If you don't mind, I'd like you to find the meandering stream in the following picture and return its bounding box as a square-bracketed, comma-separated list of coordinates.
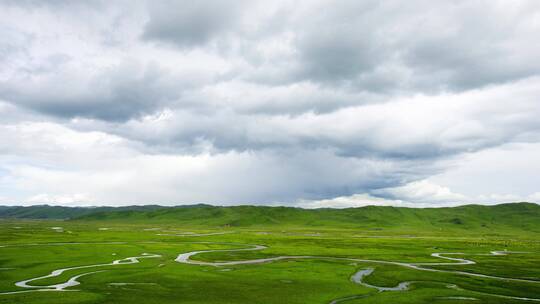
[175, 244, 539, 283]
[0, 253, 161, 295]
[1, 241, 539, 302]
[175, 244, 540, 302]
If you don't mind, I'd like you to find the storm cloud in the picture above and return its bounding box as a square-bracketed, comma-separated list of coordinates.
[0, 0, 539, 206]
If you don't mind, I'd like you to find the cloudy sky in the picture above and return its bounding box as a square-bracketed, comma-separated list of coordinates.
[1, 0, 539, 208]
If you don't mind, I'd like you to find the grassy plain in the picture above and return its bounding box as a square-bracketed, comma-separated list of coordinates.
[0, 209, 539, 304]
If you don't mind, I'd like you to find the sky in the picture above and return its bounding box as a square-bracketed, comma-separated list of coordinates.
[1, 0, 539, 208]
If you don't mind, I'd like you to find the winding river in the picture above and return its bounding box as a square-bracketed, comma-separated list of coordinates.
[0, 253, 161, 295]
[174, 244, 540, 302]
[1, 241, 539, 302]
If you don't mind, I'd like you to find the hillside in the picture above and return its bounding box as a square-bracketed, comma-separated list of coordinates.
[2, 202, 539, 234]
[77, 203, 540, 232]
[0, 205, 165, 219]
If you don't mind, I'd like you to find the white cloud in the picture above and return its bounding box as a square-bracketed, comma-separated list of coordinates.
[26, 193, 95, 206]
[0, 1, 539, 207]
[430, 142, 540, 200]
[300, 180, 540, 209]
[528, 192, 540, 202]
[297, 193, 408, 209]
[374, 180, 468, 205]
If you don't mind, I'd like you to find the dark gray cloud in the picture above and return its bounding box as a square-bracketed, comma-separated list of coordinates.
[68, 76, 540, 169]
[291, 1, 388, 85]
[0, 60, 184, 121]
[3, 0, 539, 119]
[142, 0, 249, 48]
[238, 1, 540, 93]
[1, 0, 540, 206]
[1, 0, 104, 8]
[398, 2, 540, 91]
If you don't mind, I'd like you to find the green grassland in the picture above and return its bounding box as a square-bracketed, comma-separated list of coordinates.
[0, 203, 539, 303]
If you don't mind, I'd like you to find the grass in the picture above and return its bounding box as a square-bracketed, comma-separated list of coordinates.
[0, 209, 539, 304]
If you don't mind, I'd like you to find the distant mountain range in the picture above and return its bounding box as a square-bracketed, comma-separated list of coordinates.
[1, 202, 539, 233]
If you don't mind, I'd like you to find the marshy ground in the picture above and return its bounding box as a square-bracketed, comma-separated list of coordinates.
[0, 221, 539, 303]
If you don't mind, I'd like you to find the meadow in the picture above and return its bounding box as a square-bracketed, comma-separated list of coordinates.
[0, 203, 539, 303]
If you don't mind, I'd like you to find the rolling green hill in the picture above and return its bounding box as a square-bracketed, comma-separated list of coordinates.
[2, 202, 538, 234]
[0, 205, 165, 219]
[77, 202, 540, 232]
